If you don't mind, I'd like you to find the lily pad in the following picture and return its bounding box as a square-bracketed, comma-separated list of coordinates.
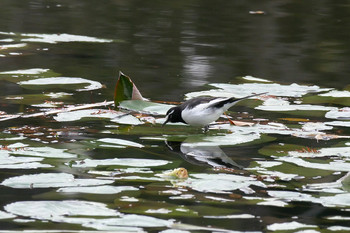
[69, 158, 170, 168]
[4, 200, 176, 231]
[255, 97, 337, 112]
[278, 157, 350, 172]
[4, 200, 120, 220]
[240, 75, 272, 83]
[57, 185, 138, 194]
[19, 77, 103, 91]
[1, 173, 114, 189]
[303, 92, 350, 106]
[97, 138, 144, 148]
[0, 31, 114, 44]
[119, 100, 174, 115]
[10, 145, 77, 158]
[0, 150, 51, 169]
[267, 221, 317, 231]
[185, 82, 332, 99]
[0, 68, 60, 82]
[176, 173, 266, 194]
[53, 109, 143, 125]
[325, 108, 350, 120]
[0, 210, 15, 220]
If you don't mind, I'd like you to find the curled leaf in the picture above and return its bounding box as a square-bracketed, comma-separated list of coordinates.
[161, 168, 189, 179]
[114, 71, 145, 108]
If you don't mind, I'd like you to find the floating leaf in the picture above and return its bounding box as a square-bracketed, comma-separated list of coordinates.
[267, 221, 317, 231]
[0, 210, 15, 220]
[241, 76, 272, 83]
[119, 100, 174, 115]
[0, 150, 51, 169]
[10, 145, 77, 158]
[114, 72, 145, 107]
[0, 31, 115, 44]
[69, 158, 170, 168]
[176, 173, 266, 194]
[18, 77, 103, 91]
[255, 97, 337, 112]
[0, 43, 27, 50]
[325, 108, 350, 120]
[57, 185, 138, 194]
[53, 108, 142, 125]
[303, 93, 350, 107]
[4, 200, 120, 219]
[185, 82, 332, 99]
[97, 138, 144, 148]
[0, 68, 60, 83]
[1, 173, 114, 189]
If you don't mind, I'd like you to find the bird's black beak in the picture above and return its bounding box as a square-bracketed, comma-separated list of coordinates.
[162, 116, 170, 127]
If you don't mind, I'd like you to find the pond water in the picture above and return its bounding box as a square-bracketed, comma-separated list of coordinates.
[1, 1, 350, 232]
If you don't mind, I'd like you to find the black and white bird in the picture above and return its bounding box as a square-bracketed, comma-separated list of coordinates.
[163, 92, 266, 131]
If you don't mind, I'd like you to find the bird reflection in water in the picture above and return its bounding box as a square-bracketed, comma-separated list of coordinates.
[165, 137, 243, 169]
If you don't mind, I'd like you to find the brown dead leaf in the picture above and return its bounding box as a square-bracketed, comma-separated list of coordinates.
[279, 118, 310, 122]
[222, 113, 254, 126]
[231, 120, 255, 127]
[229, 193, 243, 199]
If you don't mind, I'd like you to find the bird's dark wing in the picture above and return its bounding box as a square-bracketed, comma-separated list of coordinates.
[180, 96, 217, 110]
[209, 92, 267, 109]
[181, 92, 267, 110]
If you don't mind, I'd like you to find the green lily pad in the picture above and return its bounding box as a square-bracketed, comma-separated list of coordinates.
[303, 95, 350, 107]
[115, 198, 199, 218]
[249, 160, 332, 180]
[259, 144, 308, 157]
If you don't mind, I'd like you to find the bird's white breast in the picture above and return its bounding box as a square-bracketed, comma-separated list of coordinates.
[181, 99, 229, 126]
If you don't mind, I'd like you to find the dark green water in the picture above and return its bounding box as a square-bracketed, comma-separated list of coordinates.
[1, 1, 350, 232]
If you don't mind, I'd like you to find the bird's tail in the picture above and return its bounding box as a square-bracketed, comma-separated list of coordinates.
[233, 92, 268, 102]
[211, 92, 267, 109]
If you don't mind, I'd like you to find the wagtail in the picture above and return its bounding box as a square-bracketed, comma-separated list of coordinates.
[163, 92, 266, 131]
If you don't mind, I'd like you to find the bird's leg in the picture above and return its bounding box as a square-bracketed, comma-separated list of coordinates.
[203, 125, 209, 133]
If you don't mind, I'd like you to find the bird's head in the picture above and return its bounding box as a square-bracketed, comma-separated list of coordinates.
[163, 106, 183, 126]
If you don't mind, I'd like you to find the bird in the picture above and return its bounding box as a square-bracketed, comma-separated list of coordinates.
[165, 139, 243, 169]
[163, 92, 267, 131]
